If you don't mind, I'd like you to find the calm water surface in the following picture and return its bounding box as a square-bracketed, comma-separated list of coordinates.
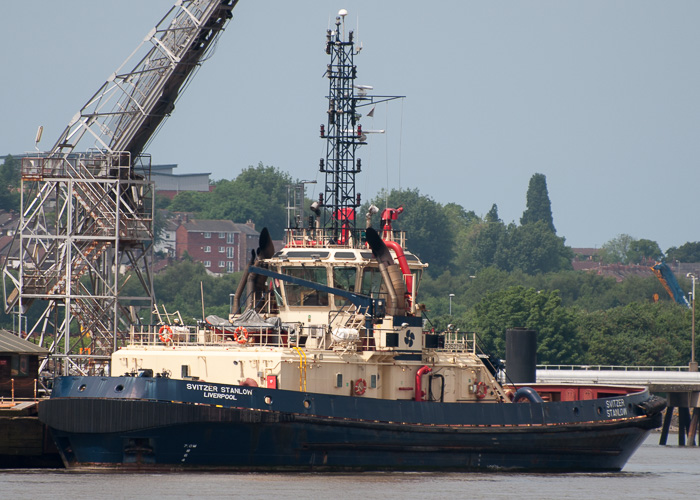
[1, 434, 697, 499]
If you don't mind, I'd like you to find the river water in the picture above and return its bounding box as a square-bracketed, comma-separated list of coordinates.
[1, 434, 696, 499]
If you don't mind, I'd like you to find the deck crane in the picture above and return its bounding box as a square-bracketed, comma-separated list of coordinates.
[2, 0, 239, 378]
[651, 262, 691, 308]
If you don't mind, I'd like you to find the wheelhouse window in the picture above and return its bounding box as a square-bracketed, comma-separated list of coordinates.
[332, 267, 357, 306]
[282, 267, 328, 307]
[360, 266, 387, 298]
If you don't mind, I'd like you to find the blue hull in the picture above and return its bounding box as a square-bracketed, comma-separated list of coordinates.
[39, 376, 664, 471]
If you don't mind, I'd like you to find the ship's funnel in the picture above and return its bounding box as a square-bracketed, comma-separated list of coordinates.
[257, 227, 275, 259]
[506, 328, 537, 384]
[366, 227, 406, 316]
[233, 227, 275, 314]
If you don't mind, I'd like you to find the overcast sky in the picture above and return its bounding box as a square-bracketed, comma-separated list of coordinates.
[2, 1, 699, 251]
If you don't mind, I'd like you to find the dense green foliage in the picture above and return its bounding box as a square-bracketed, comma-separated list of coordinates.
[579, 302, 690, 366]
[666, 242, 700, 263]
[169, 163, 293, 239]
[471, 287, 581, 364]
[0, 155, 21, 211]
[600, 234, 663, 264]
[118, 259, 243, 323]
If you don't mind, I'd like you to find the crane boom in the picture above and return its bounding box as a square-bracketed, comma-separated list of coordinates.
[52, 0, 238, 163]
[1, 0, 240, 380]
[651, 262, 691, 308]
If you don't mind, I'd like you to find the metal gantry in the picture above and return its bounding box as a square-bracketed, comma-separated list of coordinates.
[2, 0, 237, 378]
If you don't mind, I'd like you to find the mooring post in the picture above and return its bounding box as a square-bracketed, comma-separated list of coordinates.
[659, 406, 674, 445]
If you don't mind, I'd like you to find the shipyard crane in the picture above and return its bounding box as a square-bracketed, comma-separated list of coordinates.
[2, 0, 239, 378]
[651, 262, 691, 308]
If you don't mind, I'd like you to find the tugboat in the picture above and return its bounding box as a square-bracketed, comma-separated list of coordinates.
[39, 10, 664, 472]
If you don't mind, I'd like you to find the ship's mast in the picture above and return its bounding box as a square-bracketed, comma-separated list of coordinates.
[319, 11, 364, 243]
[315, 11, 403, 246]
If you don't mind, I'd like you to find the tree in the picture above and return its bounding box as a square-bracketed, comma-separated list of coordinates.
[627, 238, 663, 263]
[580, 302, 690, 366]
[201, 163, 292, 239]
[520, 173, 555, 233]
[0, 155, 21, 211]
[666, 242, 700, 263]
[486, 203, 500, 223]
[471, 286, 582, 364]
[600, 234, 635, 264]
[169, 190, 208, 213]
[495, 221, 573, 274]
[150, 260, 242, 321]
[600, 234, 662, 264]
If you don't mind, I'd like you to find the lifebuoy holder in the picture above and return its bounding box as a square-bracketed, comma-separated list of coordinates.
[159, 325, 173, 344]
[354, 378, 367, 396]
[235, 326, 249, 344]
[475, 381, 488, 399]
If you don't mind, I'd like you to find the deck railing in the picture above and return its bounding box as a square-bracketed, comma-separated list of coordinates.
[538, 364, 692, 372]
[127, 324, 474, 354]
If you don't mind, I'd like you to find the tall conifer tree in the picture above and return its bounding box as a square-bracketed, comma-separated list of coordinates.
[521, 173, 555, 233]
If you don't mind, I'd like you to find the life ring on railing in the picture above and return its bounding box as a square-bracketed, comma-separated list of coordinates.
[354, 378, 367, 396]
[475, 381, 488, 400]
[158, 325, 173, 344]
[235, 326, 249, 344]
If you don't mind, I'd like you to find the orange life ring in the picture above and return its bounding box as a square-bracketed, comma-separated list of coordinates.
[475, 381, 488, 400]
[159, 325, 173, 344]
[354, 378, 367, 396]
[235, 326, 249, 344]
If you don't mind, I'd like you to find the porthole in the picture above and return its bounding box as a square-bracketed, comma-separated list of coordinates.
[78, 384, 86, 392]
[303, 399, 311, 409]
[597, 407, 602, 415]
[115, 384, 124, 393]
[573, 407, 579, 416]
[264, 396, 272, 405]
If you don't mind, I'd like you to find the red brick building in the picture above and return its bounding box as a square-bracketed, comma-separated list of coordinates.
[175, 219, 259, 274]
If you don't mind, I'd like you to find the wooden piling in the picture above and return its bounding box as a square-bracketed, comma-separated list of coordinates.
[688, 408, 699, 447]
[679, 407, 691, 446]
[659, 406, 674, 446]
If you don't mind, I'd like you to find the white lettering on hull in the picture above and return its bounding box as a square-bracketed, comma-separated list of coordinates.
[185, 382, 253, 400]
[604, 398, 628, 419]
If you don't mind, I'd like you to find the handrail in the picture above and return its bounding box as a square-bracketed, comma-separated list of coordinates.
[537, 364, 692, 372]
